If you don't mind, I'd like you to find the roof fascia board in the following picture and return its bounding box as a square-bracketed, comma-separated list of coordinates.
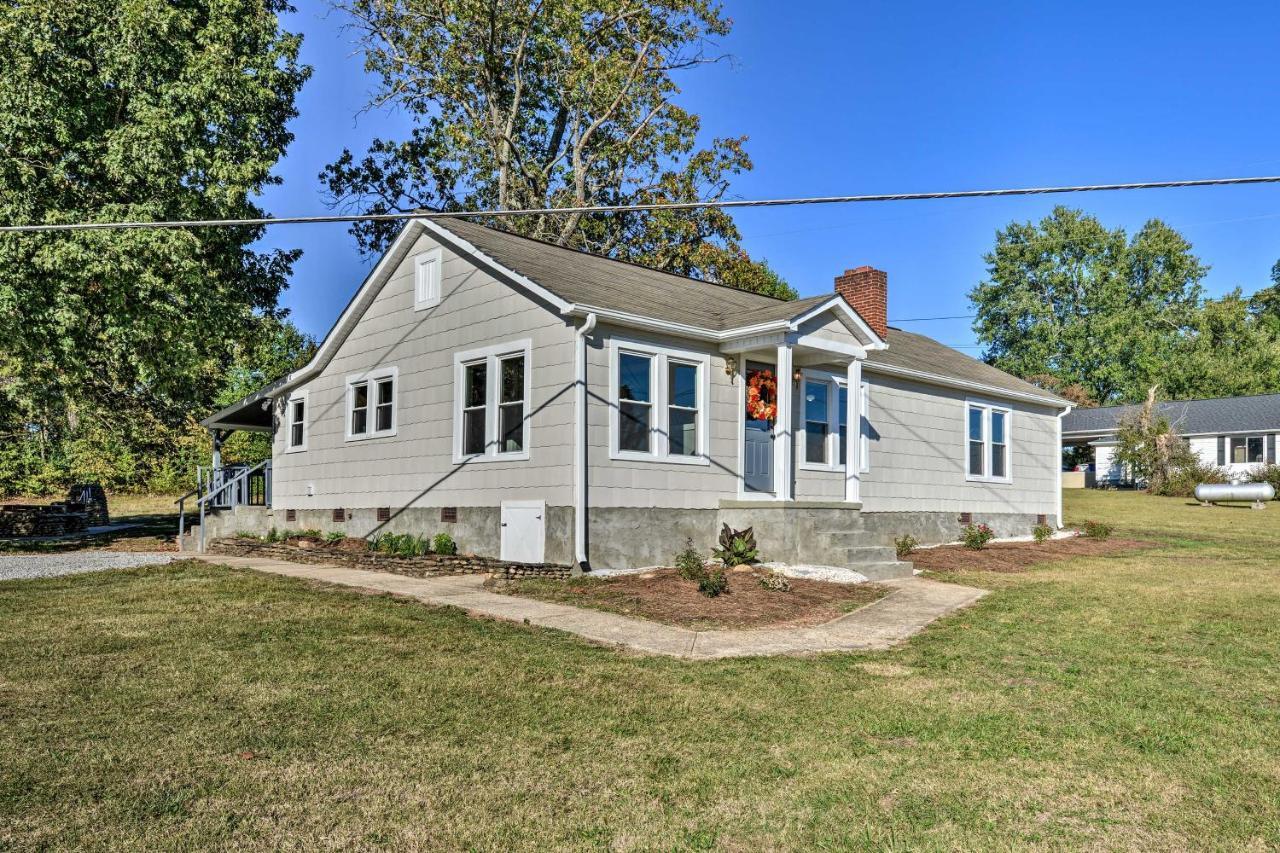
[864, 361, 1069, 409]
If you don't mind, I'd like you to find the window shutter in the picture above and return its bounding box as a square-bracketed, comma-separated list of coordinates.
[1217, 436, 1226, 466]
[1268, 434, 1276, 465]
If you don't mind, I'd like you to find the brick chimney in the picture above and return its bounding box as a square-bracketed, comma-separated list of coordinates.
[834, 266, 888, 340]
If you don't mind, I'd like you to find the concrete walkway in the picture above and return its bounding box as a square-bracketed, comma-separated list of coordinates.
[195, 555, 988, 660]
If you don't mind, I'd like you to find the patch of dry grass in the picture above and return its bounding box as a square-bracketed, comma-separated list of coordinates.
[0, 491, 1278, 849]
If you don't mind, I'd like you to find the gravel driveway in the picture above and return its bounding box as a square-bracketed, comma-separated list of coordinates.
[0, 552, 174, 582]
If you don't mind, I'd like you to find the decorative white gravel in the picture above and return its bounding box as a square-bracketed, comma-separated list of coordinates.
[0, 552, 174, 582]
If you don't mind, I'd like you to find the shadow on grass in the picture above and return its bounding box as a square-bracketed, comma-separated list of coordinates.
[0, 512, 178, 554]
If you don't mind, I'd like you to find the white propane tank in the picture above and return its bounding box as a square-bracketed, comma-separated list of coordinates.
[1194, 482, 1275, 507]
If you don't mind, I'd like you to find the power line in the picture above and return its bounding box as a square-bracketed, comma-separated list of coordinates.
[890, 314, 976, 322]
[3, 175, 1280, 234]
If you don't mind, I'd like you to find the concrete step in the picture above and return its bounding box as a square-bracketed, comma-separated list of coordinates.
[846, 560, 915, 581]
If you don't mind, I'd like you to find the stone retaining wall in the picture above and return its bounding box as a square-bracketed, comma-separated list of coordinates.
[0, 505, 89, 538]
[208, 537, 572, 580]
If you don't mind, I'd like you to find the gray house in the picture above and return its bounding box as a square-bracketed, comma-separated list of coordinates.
[194, 217, 1071, 573]
[1063, 394, 1280, 485]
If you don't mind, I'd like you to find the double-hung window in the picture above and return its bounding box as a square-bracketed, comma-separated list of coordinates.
[610, 341, 709, 463]
[801, 372, 870, 472]
[453, 340, 532, 462]
[285, 391, 308, 452]
[346, 367, 397, 441]
[413, 247, 442, 311]
[965, 401, 1012, 483]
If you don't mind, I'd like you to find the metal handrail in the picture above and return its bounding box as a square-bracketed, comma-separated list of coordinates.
[189, 459, 271, 553]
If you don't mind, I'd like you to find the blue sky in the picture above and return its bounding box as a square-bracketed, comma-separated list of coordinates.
[257, 0, 1280, 353]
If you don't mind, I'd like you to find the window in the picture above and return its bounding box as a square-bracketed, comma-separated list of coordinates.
[453, 340, 532, 462]
[804, 379, 830, 464]
[414, 248, 442, 310]
[800, 372, 868, 472]
[667, 360, 700, 457]
[346, 367, 397, 441]
[966, 401, 1012, 483]
[286, 391, 307, 452]
[1230, 435, 1265, 464]
[610, 340, 708, 463]
[618, 353, 652, 453]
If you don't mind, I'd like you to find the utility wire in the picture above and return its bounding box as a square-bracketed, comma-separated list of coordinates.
[3, 175, 1280, 234]
[890, 314, 976, 322]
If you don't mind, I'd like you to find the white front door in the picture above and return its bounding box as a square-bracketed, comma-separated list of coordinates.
[500, 500, 545, 563]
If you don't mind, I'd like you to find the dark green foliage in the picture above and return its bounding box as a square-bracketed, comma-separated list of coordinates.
[324, 532, 346, 544]
[1159, 461, 1228, 498]
[674, 538, 706, 581]
[894, 535, 919, 559]
[697, 566, 728, 598]
[959, 523, 995, 550]
[369, 533, 431, 558]
[1032, 523, 1054, 544]
[431, 533, 457, 556]
[713, 524, 759, 567]
[264, 527, 282, 544]
[0, 0, 310, 496]
[1081, 520, 1113, 540]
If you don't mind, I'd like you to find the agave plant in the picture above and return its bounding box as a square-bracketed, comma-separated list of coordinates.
[713, 523, 759, 567]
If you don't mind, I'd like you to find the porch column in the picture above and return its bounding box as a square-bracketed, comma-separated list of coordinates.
[774, 343, 793, 501]
[846, 358, 862, 503]
[210, 429, 226, 472]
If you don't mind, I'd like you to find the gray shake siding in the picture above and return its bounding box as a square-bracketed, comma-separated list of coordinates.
[858, 373, 1059, 516]
[271, 231, 577, 511]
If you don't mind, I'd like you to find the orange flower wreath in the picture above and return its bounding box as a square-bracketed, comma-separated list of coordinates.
[746, 369, 778, 421]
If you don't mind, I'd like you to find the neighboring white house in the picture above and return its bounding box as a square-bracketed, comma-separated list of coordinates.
[1063, 395, 1280, 485]
[195, 217, 1071, 574]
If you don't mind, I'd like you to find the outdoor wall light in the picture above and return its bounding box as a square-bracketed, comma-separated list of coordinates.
[792, 367, 803, 386]
[724, 356, 737, 377]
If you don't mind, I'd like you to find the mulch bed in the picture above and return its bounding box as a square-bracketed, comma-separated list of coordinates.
[908, 535, 1155, 574]
[489, 566, 889, 631]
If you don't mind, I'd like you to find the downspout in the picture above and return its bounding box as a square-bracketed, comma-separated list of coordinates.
[1056, 405, 1073, 528]
[573, 313, 598, 570]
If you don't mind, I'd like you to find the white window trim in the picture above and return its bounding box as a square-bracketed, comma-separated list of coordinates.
[413, 247, 443, 311]
[345, 365, 399, 442]
[965, 399, 1013, 484]
[452, 339, 533, 464]
[608, 338, 711, 466]
[796, 369, 871, 473]
[285, 390, 308, 453]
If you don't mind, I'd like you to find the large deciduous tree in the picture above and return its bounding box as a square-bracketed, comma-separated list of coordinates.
[322, 0, 793, 299]
[0, 0, 309, 493]
[970, 207, 1208, 405]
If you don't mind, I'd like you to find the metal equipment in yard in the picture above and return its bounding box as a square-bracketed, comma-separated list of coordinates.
[1194, 482, 1275, 509]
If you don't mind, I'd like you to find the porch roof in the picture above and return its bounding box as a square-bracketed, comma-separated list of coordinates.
[201, 385, 279, 433]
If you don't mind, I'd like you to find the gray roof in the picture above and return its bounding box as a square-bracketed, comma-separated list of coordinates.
[433, 217, 832, 332]
[432, 219, 1065, 405]
[1063, 394, 1280, 436]
[864, 328, 1065, 403]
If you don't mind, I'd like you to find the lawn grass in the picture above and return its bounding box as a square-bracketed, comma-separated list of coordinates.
[2, 491, 1279, 849]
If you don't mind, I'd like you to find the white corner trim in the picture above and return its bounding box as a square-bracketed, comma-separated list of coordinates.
[607, 336, 712, 466]
[413, 246, 443, 311]
[344, 365, 399, 442]
[284, 389, 309, 453]
[451, 338, 533, 464]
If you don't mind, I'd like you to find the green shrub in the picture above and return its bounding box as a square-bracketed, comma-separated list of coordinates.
[1032, 523, 1054, 544]
[758, 571, 790, 592]
[1081, 520, 1113, 540]
[894, 535, 918, 559]
[712, 523, 759, 567]
[959, 523, 995, 550]
[233, 530, 262, 540]
[370, 533, 431, 557]
[298, 529, 322, 540]
[265, 527, 282, 543]
[674, 538, 705, 581]
[1157, 461, 1228, 498]
[698, 566, 728, 597]
[1247, 463, 1280, 495]
[432, 533, 457, 555]
[324, 531, 345, 544]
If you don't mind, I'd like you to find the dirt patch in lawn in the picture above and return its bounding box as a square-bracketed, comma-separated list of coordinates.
[488, 567, 890, 631]
[909, 535, 1155, 574]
